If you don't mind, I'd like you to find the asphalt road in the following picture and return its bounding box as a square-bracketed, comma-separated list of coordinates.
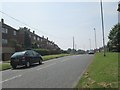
[1, 54, 94, 88]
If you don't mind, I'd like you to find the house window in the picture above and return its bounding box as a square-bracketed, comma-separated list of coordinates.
[47, 42, 49, 45]
[37, 37, 39, 41]
[13, 30, 16, 35]
[2, 39, 8, 45]
[29, 34, 31, 38]
[2, 28, 8, 34]
[37, 44, 40, 48]
[41, 39, 43, 42]
[34, 36, 36, 40]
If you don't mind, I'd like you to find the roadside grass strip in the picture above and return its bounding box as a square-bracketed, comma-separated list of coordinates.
[76, 52, 118, 88]
[0, 63, 11, 71]
[42, 54, 70, 61]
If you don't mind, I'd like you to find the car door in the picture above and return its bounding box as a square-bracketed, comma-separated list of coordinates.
[27, 51, 34, 64]
[32, 51, 39, 63]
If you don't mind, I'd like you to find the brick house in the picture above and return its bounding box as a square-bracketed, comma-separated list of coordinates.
[17, 28, 60, 51]
[1, 19, 60, 61]
[1, 19, 18, 61]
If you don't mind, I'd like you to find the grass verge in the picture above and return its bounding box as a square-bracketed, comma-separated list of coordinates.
[0, 63, 11, 71]
[0, 54, 70, 71]
[76, 52, 118, 88]
[42, 54, 70, 61]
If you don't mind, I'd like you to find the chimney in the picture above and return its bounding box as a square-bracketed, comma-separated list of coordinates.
[42, 35, 44, 38]
[1, 19, 4, 24]
[47, 37, 48, 40]
[33, 31, 35, 34]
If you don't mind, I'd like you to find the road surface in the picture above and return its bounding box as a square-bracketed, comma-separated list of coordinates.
[1, 55, 94, 88]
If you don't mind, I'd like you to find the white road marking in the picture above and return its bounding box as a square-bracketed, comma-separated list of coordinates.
[37, 58, 71, 70]
[60, 58, 70, 62]
[0, 75, 22, 83]
[1, 57, 71, 83]
[37, 63, 57, 70]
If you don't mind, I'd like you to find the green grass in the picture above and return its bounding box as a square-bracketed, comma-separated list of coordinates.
[76, 52, 118, 88]
[0, 63, 11, 71]
[0, 54, 70, 71]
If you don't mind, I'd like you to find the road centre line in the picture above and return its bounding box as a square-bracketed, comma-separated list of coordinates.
[60, 58, 70, 62]
[0, 74, 22, 83]
[37, 62, 57, 70]
[44, 56, 71, 63]
[37, 58, 71, 70]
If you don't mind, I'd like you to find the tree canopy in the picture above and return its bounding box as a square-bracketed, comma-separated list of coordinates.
[118, 3, 120, 12]
[18, 27, 31, 49]
[107, 23, 120, 52]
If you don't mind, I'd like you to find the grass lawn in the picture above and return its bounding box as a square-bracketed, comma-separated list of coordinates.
[42, 54, 70, 61]
[0, 54, 70, 71]
[76, 52, 118, 88]
[0, 63, 11, 71]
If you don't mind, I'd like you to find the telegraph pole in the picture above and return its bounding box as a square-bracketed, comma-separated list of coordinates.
[100, 0, 106, 56]
[89, 38, 91, 50]
[75, 44, 77, 50]
[94, 28, 97, 50]
[73, 36, 75, 53]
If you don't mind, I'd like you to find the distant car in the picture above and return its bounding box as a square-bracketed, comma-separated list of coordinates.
[10, 50, 43, 69]
[88, 50, 95, 54]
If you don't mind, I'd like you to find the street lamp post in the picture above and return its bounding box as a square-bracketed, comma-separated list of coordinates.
[100, 0, 106, 56]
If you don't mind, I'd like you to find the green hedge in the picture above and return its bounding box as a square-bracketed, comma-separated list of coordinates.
[34, 48, 61, 56]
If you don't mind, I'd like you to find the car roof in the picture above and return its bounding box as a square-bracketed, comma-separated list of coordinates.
[13, 50, 35, 55]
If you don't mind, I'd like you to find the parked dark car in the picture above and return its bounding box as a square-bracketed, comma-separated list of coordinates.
[88, 50, 95, 54]
[10, 50, 43, 69]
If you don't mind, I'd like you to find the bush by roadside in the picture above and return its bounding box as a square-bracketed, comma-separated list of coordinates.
[34, 48, 61, 56]
[43, 54, 70, 61]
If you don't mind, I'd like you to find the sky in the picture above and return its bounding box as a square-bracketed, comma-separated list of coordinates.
[0, 1, 118, 50]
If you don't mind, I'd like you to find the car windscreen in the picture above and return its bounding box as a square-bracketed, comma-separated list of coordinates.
[11, 51, 26, 58]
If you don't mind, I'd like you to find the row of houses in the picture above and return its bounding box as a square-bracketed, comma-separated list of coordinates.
[0, 19, 60, 61]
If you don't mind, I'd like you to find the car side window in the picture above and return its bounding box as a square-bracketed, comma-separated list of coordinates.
[32, 51, 39, 56]
[27, 51, 34, 57]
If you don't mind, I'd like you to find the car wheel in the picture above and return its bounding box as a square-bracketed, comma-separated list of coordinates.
[12, 65, 17, 69]
[25, 61, 30, 68]
[38, 59, 42, 65]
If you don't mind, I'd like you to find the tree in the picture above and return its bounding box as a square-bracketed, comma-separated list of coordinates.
[9, 39, 23, 51]
[118, 3, 120, 12]
[32, 43, 38, 48]
[107, 23, 120, 52]
[18, 27, 31, 49]
[77, 49, 85, 54]
[67, 48, 72, 53]
[24, 30, 31, 49]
